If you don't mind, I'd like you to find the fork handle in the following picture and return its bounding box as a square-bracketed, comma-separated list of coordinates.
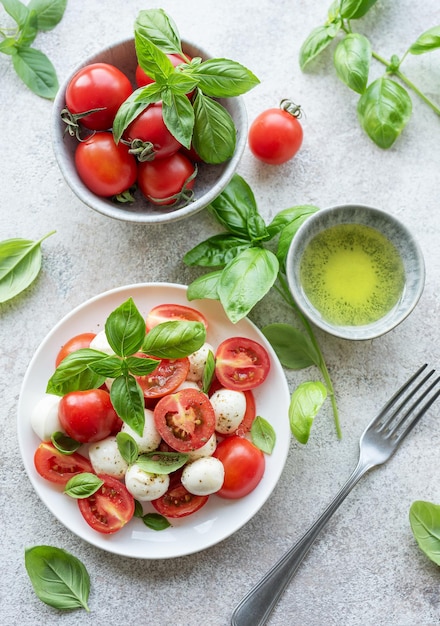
[231, 459, 372, 626]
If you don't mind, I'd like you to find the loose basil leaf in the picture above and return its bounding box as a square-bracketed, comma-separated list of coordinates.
[409, 26, 440, 55]
[187, 270, 222, 301]
[247, 213, 270, 242]
[51, 431, 81, 455]
[133, 499, 144, 518]
[142, 512, 171, 530]
[251, 416, 276, 454]
[113, 83, 162, 143]
[183, 233, 252, 267]
[262, 323, 320, 369]
[289, 381, 328, 444]
[64, 473, 104, 499]
[192, 58, 260, 97]
[87, 354, 124, 378]
[299, 23, 341, 71]
[409, 500, 440, 566]
[28, 0, 67, 31]
[218, 248, 279, 324]
[125, 355, 160, 376]
[25, 545, 90, 611]
[162, 91, 194, 148]
[46, 348, 108, 395]
[267, 205, 318, 239]
[202, 350, 216, 394]
[0, 230, 54, 303]
[334, 33, 371, 94]
[110, 374, 145, 437]
[17, 10, 38, 47]
[12, 45, 58, 98]
[192, 92, 236, 164]
[141, 320, 206, 358]
[357, 77, 412, 148]
[2, 0, 29, 27]
[340, 0, 378, 20]
[105, 297, 146, 357]
[276, 207, 319, 269]
[116, 432, 139, 465]
[208, 174, 259, 237]
[135, 8, 183, 56]
[136, 451, 189, 474]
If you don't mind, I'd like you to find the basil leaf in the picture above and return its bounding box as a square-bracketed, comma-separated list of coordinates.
[251, 416, 276, 454]
[28, 0, 67, 31]
[334, 33, 371, 94]
[202, 350, 215, 394]
[267, 205, 318, 239]
[340, 0, 378, 19]
[12, 46, 58, 99]
[25, 545, 90, 611]
[208, 174, 258, 237]
[183, 234, 252, 267]
[357, 77, 412, 149]
[46, 348, 107, 395]
[2, 0, 29, 28]
[136, 451, 189, 474]
[186, 270, 222, 301]
[64, 473, 104, 499]
[289, 381, 328, 444]
[0, 230, 54, 303]
[110, 374, 145, 436]
[105, 297, 146, 357]
[87, 354, 124, 378]
[17, 10, 38, 47]
[142, 320, 206, 358]
[192, 92, 236, 164]
[218, 248, 279, 323]
[409, 26, 440, 55]
[247, 213, 270, 242]
[116, 432, 139, 465]
[192, 58, 259, 97]
[51, 431, 81, 455]
[135, 8, 183, 56]
[133, 499, 144, 518]
[125, 355, 160, 376]
[142, 512, 171, 530]
[113, 84, 162, 143]
[409, 500, 440, 566]
[162, 92, 194, 149]
[262, 323, 320, 369]
[299, 23, 341, 71]
[276, 207, 319, 269]
[134, 32, 174, 83]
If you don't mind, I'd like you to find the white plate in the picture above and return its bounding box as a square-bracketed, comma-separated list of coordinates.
[18, 283, 291, 559]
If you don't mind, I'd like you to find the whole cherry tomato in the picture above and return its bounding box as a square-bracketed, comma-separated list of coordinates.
[248, 100, 303, 165]
[137, 151, 196, 206]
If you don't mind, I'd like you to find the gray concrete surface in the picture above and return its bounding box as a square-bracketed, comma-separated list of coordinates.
[1, 1, 440, 624]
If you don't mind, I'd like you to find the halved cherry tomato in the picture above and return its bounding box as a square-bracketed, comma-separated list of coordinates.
[151, 470, 208, 518]
[58, 388, 120, 443]
[135, 354, 189, 399]
[215, 337, 270, 391]
[34, 442, 93, 486]
[213, 435, 265, 499]
[123, 103, 182, 161]
[154, 388, 215, 452]
[55, 332, 97, 367]
[145, 303, 208, 331]
[78, 473, 135, 534]
[137, 151, 196, 206]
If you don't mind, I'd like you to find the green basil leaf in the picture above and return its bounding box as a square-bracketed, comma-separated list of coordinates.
[251, 416, 276, 454]
[299, 24, 340, 71]
[289, 381, 328, 444]
[142, 512, 171, 530]
[267, 205, 318, 239]
[340, 0, 378, 19]
[116, 432, 139, 465]
[192, 92, 236, 164]
[191, 58, 259, 97]
[186, 270, 222, 301]
[166, 70, 198, 94]
[208, 174, 258, 237]
[276, 207, 319, 269]
[141, 320, 206, 358]
[162, 92, 194, 149]
[136, 451, 189, 474]
[24, 545, 90, 611]
[247, 213, 270, 242]
[46, 348, 107, 395]
[125, 355, 160, 376]
[409, 26, 440, 55]
[12, 46, 58, 98]
[105, 297, 146, 357]
[357, 77, 412, 149]
[113, 84, 162, 143]
[64, 473, 104, 499]
[87, 355, 124, 378]
[1, 0, 29, 28]
[334, 33, 371, 94]
[262, 323, 320, 369]
[327, 0, 341, 21]
[51, 431, 81, 455]
[409, 500, 440, 565]
[28, 0, 67, 31]
[183, 234, 252, 267]
[17, 9, 38, 47]
[218, 248, 279, 323]
[202, 350, 216, 394]
[110, 374, 145, 437]
[0, 230, 54, 303]
[134, 32, 174, 83]
[0, 37, 16, 55]
[133, 499, 144, 518]
[135, 8, 183, 56]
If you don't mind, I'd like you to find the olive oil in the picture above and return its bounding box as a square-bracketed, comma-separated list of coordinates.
[299, 223, 405, 326]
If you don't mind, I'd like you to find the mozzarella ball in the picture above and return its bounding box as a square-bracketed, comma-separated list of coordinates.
[120, 409, 161, 453]
[210, 388, 246, 434]
[125, 464, 170, 501]
[31, 394, 63, 441]
[181, 457, 225, 496]
[187, 343, 215, 382]
[88, 436, 128, 479]
[187, 433, 217, 461]
[89, 330, 114, 355]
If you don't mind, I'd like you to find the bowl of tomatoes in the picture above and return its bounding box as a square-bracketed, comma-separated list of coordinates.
[52, 34, 249, 224]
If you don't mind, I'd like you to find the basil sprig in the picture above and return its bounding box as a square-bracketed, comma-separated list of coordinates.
[184, 174, 340, 442]
[299, 1, 440, 148]
[409, 500, 440, 566]
[113, 8, 259, 164]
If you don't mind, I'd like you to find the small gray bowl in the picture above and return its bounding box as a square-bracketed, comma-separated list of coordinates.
[51, 38, 247, 224]
[286, 204, 425, 340]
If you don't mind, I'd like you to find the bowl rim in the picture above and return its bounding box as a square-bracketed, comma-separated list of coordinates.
[286, 203, 426, 340]
[51, 37, 247, 225]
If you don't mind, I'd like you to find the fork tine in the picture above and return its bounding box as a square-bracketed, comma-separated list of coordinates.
[392, 377, 440, 443]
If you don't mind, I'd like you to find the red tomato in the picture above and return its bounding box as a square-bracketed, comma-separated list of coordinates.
[137, 151, 196, 206]
[215, 337, 270, 391]
[152, 470, 208, 518]
[145, 303, 208, 331]
[213, 436, 265, 499]
[78, 473, 135, 534]
[248, 101, 303, 165]
[135, 54, 190, 87]
[135, 354, 189, 399]
[34, 442, 93, 486]
[124, 103, 182, 161]
[58, 388, 120, 443]
[154, 388, 216, 452]
[75, 132, 137, 197]
[55, 332, 97, 367]
[65, 62, 133, 130]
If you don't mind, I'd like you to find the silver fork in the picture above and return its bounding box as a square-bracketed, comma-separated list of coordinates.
[231, 364, 440, 626]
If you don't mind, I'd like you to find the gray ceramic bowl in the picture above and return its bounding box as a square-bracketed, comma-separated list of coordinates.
[286, 204, 425, 340]
[51, 38, 247, 224]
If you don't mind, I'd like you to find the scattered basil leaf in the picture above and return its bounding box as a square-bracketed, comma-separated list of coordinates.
[334, 33, 371, 94]
[183, 234, 252, 268]
[105, 297, 146, 358]
[266, 205, 318, 239]
[251, 416, 276, 454]
[276, 207, 319, 269]
[208, 174, 259, 237]
[186, 270, 222, 301]
[141, 320, 206, 358]
[202, 350, 216, 394]
[136, 451, 189, 474]
[289, 381, 328, 444]
[299, 24, 340, 70]
[110, 374, 145, 437]
[46, 348, 107, 396]
[116, 432, 139, 465]
[409, 26, 440, 55]
[262, 323, 320, 369]
[51, 431, 81, 455]
[142, 512, 171, 530]
[339, 0, 378, 20]
[28, 0, 67, 31]
[409, 500, 440, 566]
[64, 473, 104, 499]
[24, 545, 90, 611]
